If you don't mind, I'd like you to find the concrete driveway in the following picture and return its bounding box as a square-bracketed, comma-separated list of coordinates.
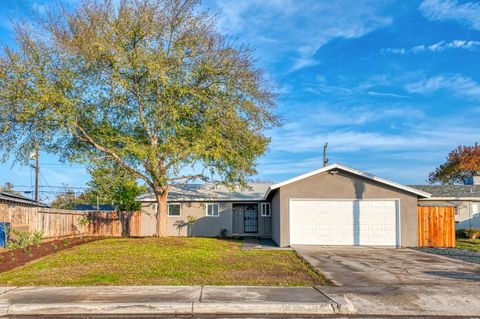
[294, 246, 480, 316]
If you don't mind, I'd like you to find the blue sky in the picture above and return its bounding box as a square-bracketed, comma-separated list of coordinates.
[1, 0, 480, 201]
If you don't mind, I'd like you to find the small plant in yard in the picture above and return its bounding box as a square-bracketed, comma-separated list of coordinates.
[186, 215, 197, 237]
[7, 230, 42, 250]
[76, 214, 92, 239]
[460, 228, 480, 239]
[63, 239, 71, 247]
[219, 228, 228, 238]
[32, 231, 43, 247]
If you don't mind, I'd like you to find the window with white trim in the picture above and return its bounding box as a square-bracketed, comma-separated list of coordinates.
[206, 203, 219, 216]
[261, 203, 271, 217]
[168, 204, 181, 216]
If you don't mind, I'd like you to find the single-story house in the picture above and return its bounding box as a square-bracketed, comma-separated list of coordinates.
[138, 163, 431, 247]
[409, 184, 480, 229]
[74, 204, 116, 211]
[0, 191, 48, 208]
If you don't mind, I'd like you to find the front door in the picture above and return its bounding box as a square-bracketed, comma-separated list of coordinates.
[244, 204, 258, 233]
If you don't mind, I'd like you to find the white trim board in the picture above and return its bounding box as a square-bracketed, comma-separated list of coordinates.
[419, 197, 480, 201]
[264, 163, 431, 199]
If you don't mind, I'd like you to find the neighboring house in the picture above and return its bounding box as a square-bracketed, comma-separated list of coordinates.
[409, 184, 480, 229]
[74, 204, 116, 211]
[138, 163, 431, 247]
[0, 191, 48, 208]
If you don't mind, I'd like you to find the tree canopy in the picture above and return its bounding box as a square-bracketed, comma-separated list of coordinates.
[85, 162, 146, 211]
[0, 0, 278, 235]
[429, 144, 480, 184]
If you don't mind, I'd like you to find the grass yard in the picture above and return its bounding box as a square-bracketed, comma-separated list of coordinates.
[457, 239, 480, 252]
[0, 237, 331, 286]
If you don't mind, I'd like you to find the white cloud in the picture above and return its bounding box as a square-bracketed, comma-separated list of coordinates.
[269, 123, 480, 155]
[205, 0, 393, 71]
[367, 91, 411, 99]
[419, 0, 480, 30]
[406, 74, 480, 98]
[383, 40, 480, 54]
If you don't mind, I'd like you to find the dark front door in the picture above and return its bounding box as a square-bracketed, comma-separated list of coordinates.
[244, 204, 258, 233]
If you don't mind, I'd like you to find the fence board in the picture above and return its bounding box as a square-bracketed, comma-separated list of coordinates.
[418, 206, 456, 248]
[0, 204, 141, 240]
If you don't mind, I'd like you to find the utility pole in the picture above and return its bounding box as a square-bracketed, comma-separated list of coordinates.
[323, 142, 329, 167]
[35, 143, 39, 203]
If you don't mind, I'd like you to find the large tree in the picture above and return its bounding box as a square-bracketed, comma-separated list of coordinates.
[429, 144, 480, 184]
[85, 162, 146, 211]
[0, 0, 278, 236]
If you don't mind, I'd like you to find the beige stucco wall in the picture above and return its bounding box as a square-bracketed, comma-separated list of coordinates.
[140, 201, 271, 237]
[271, 169, 419, 247]
[271, 190, 281, 246]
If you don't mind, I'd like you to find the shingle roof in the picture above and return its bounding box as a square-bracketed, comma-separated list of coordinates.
[0, 191, 49, 207]
[74, 204, 116, 211]
[409, 185, 480, 198]
[137, 183, 272, 202]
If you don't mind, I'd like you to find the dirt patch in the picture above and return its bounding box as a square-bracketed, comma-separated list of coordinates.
[0, 237, 104, 273]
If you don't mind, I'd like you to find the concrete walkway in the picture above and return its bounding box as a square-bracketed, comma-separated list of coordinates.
[0, 286, 355, 317]
[241, 238, 291, 250]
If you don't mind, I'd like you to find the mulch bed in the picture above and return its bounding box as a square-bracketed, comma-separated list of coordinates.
[0, 237, 104, 274]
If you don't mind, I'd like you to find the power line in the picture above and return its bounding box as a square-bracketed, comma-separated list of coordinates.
[12, 185, 87, 189]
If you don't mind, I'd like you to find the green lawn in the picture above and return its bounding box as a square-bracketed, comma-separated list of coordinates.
[0, 237, 331, 286]
[457, 239, 480, 252]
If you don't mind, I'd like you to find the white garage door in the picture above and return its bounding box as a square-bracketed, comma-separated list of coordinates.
[289, 200, 399, 246]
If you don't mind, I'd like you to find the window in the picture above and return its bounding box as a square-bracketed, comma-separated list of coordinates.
[206, 203, 219, 217]
[261, 203, 271, 217]
[168, 204, 181, 216]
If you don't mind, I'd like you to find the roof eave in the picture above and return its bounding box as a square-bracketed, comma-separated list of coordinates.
[264, 163, 431, 198]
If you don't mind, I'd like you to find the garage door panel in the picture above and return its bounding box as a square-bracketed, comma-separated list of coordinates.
[290, 199, 398, 246]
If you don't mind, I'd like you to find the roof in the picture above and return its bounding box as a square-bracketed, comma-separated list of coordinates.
[264, 163, 431, 199]
[137, 183, 272, 202]
[410, 185, 480, 200]
[0, 191, 49, 207]
[74, 204, 116, 211]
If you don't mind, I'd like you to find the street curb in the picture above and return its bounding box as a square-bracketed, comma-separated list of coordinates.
[2, 300, 355, 316]
[193, 302, 338, 315]
[5, 303, 194, 316]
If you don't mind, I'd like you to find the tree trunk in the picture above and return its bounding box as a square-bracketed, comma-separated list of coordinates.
[154, 187, 168, 237]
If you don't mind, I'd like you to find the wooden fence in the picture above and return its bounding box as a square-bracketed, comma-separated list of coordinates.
[0, 205, 141, 239]
[418, 206, 456, 248]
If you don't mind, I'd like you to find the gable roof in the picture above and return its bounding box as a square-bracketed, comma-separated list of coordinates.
[264, 163, 431, 199]
[410, 184, 480, 200]
[137, 183, 272, 202]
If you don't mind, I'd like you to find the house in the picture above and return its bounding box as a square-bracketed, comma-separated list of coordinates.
[74, 204, 116, 211]
[138, 163, 431, 247]
[0, 191, 48, 208]
[410, 184, 480, 229]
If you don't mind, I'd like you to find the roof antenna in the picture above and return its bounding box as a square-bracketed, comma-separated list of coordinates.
[323, 142, 329, 167]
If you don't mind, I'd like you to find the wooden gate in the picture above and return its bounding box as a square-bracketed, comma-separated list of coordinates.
[418, 206, 456, 247]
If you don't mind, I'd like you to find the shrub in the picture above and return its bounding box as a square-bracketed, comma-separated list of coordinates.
[456, 229, 467, 239]
[219, 228, 228, 238]
[463, 228, 480, 239]
[6, 230, 43, 250]
[32, 231, 43, 246]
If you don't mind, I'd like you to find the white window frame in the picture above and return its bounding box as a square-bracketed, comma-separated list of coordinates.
[206, 203, 220, 217]
[261, 203, 271, 217]
[167, 203, 181, 217]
